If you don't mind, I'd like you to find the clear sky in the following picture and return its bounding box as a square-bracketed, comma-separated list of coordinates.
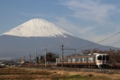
[0, 0, 120, 47]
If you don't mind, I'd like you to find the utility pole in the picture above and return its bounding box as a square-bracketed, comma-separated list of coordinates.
[61, 44, 64, 67]
[20, 57, 21, 63]
[24, 56, 25, 62]
[61, 45, 76, 67]
[45, 47, 47, 67]
[35, 51, 37, 66]
[30, 54, 31, 65]
[24, 56, 25, 66]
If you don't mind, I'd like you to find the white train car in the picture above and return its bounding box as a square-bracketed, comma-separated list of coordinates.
[95, 53, 109, 68]
[56, 53, 109, 68]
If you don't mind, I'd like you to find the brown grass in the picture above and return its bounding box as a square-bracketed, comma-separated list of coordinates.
[22, 67, 120, 80]
[0, 67, 120, 80]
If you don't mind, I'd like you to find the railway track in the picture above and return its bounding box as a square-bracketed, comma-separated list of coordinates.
[20, 66, 120, 74]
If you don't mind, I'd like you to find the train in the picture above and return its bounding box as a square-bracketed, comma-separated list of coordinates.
[56, 53, 109, 68]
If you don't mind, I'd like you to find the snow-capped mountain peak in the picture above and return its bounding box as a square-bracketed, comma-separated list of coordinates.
[3, 18, 73, 37]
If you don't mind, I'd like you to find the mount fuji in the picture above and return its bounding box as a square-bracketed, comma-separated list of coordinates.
[3, 19, 73, 37]
[0, 18, 118, 59]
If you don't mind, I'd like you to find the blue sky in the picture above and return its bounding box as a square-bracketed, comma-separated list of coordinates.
[0, 0, 120, 47]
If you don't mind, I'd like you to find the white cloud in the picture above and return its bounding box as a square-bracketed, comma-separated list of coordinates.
[54, 17, 120, 48]
[62, 0, 117, 24]
[56, 0, 120, 48]
[54, 17, 80, 33]
[54, 17, 96, 37]
[19, 0, 120, 48]
[78, 26, 96, 34]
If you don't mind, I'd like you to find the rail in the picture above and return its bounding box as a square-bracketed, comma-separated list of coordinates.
[19, 66, 120, 74]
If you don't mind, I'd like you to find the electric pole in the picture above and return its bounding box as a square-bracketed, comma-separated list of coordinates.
[20, 57, 21, 63]
[24, 56, 25, 62]
[30, 54, 31, 65]
[45, 47, 47, 67]
[35, 51, 37, 66]
[62, 44, 64, 67]
[61, 45, 76, 67]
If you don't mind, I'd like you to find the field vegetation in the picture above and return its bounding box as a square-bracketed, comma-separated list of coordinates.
[0, 67, 120, 80]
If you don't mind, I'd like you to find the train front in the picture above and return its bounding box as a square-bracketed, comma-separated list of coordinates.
[96, 53, 109, 68]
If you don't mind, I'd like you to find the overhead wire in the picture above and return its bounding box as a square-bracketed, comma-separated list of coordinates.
[96, 32, 120, 44]
[77, 32, 120, 50]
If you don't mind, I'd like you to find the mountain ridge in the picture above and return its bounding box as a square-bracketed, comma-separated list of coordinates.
[0, 34, 118, 59]
[3, 18, 73, 37]
[0, 18, 119, 59]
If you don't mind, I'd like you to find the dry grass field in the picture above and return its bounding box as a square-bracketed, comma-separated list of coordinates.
[0, 67, 120, 80]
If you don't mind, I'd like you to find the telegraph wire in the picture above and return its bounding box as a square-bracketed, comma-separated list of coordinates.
[77, 31, 120, 49]
[96, 32, 120, 44]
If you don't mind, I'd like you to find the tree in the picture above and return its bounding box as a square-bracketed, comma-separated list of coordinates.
[46, 52, 59, 62]
[40, 55, 45, 64]
[39, 52, 59, 64]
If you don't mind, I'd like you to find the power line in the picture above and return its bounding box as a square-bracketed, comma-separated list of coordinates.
[78, 32, 120, 49]
[97, 32, 120, 44]
[99, 41, 120, 48]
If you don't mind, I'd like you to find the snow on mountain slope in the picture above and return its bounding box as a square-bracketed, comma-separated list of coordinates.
[3, 18, 73, 37]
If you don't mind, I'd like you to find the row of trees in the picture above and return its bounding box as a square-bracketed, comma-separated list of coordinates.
[39, 52, 59, 64]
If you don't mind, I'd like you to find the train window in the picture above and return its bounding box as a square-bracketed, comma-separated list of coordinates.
[106, 55, 109, 60]
[88, 57, 93, 61]
[97, 55, 102, 60]
[64, 59, 67, 62]
[68, 59, 71, 62]
[72, 58, 75, 62]
[84, 58, 87, 61]
[103, 55, 105, 60]
[75, 58, 78, 62]
[78, 58, 81, 62]
[94, 57, 95, 60]
[57, 59, 61, 62]
[82, 58, 84, 61]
